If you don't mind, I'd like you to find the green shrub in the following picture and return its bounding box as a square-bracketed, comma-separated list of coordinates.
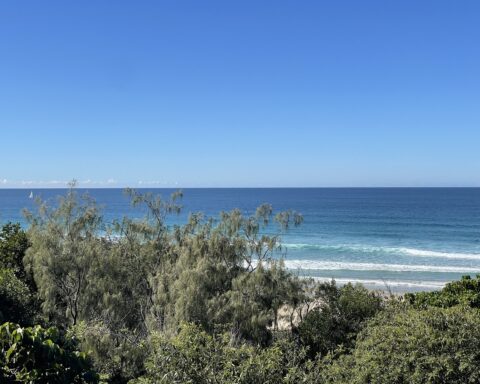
[297, 281, 383, 357]
[130, 323, 309, 384]
[69, 321, 147, 383]
[0, 222, 32, 287]
[405, 274, 480, 308]
[0, 322, 98, 383]
[320, 305, 480, 384]
[0, 269, 35, 325]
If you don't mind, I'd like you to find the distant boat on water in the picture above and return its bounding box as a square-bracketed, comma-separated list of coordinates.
[29, 191, 33, 199]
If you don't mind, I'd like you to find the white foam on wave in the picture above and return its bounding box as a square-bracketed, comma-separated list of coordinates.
[312, 277, 447, 289]
[397, 247, 480, 260]
[283, 243, 480, 261]
[282, 260, 480, 273]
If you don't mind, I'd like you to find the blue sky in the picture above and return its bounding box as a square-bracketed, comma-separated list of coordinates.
[0, 1, 479, 187]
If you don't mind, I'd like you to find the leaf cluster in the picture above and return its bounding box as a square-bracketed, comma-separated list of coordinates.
[0, 322, 98, 383]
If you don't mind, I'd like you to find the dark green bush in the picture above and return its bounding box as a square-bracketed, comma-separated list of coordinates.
[319, 305, 480, 384]
[297, 281, 383, 358]
[0, 222, 32, 287]
[0, 322, 98, 383]
[0, 269, 35, 325]
[130, 322, 309, 384]
[405, 274, 480, 308]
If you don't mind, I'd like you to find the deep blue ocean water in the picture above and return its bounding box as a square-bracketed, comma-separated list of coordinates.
[1, 188, 480, 292]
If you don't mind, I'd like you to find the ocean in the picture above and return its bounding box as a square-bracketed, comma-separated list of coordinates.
[1, 188, 479, 292]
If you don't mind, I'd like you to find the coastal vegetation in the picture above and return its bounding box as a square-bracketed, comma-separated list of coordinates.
[1, 187, 480, 383]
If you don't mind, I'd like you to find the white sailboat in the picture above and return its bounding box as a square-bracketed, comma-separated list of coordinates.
[29, 191, 33, 199]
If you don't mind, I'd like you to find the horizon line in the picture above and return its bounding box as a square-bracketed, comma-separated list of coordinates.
[1, 186, 480, 190]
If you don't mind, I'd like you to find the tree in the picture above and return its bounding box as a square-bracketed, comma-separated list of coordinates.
[24, 185, 103, 326]
[23, 186, 165, 382]
[144, 198, 303, 344]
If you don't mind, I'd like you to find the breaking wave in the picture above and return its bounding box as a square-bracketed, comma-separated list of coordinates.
[283, 243, 480, 260]
[281, 260, 480, 273]
[312, 277, 447, 289]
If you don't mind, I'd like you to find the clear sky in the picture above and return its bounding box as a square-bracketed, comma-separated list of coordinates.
[0, 1, 479, 187]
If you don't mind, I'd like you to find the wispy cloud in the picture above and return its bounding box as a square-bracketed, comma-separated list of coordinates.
[137, 180, 163, 186]
[0, 179, 123, 188]
[136, 180, 181, 187]
[0, 178, 189, 188]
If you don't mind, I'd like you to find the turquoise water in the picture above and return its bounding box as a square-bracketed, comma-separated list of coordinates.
[1, 188, 479, 292]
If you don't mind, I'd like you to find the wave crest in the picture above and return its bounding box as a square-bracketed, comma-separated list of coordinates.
[283, 243, 480, 260]
[312, 277, 446, 289]
[282, 260, 480, 273]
